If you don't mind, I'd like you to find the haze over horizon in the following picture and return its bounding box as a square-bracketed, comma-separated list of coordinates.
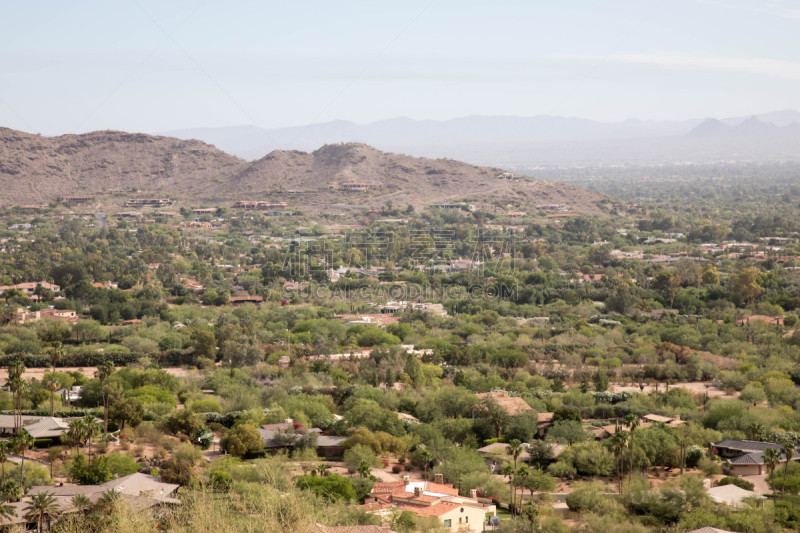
[2, 0, 800, 136]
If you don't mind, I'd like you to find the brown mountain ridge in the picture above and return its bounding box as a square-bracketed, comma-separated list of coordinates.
[0, 127, 605, 213]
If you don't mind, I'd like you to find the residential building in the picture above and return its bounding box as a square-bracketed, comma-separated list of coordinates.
[0, 415, 74, 439]
[362, 474, 495, 533]
[707, 484, 763, 507]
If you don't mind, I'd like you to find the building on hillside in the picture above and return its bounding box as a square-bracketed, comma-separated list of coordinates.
[0, 415, 74, 439]
[229, 294, 264, 305]
[642, 414, 685, 426]
[0, 282, 61, 296]
[477, 442, 531, 472]
[258, 421, 348, 458]
[123, 198, 174, 207]
[57, 196, 94, 205]
[707, 484, 763, 507]
[7, 307, 79, 325]
[362, 474, 495, 532]
[712, 439, 800, 476]
[0, 473, 182, 527]
[233, 201, 288, 210]
[473, 391, 532, 416]
[312, 525, 397, 533]
[687, 529, 741, 533]
[56, 386, 83, 403]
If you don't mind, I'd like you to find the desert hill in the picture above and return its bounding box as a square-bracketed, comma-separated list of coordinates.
[0, 127, 242, 207]
[0, 128, 605, 214]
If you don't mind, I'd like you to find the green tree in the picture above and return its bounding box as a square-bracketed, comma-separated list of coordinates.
[220, 422, 263, 457]
[296, 473, 357, 502]
[46, 447, 62, 479]
[547, 421, 591, 446]
[728, 267, 762, 306]
[109, 397, 143, 431]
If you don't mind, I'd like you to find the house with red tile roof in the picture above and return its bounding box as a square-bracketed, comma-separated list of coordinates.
[362, 474, 495, 532]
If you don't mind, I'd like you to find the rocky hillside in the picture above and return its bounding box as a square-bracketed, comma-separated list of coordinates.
[0, 128, 605, 213]
[0, 127, 243, 206]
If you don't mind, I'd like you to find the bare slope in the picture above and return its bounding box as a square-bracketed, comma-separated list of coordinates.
[0, 129, 604, 214]
[230, 143, 605, 213]
[0, 127, 243, 206]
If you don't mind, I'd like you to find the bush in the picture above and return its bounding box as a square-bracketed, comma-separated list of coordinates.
[685, 445, 705, 468]
[220, 422, 264, 457]
[69, 454, 112, 485]
[106, 452, 141, 477]
[717, 476, 754, 491]
[697, 457, 722, 476]
[344, 445, 378, 474]
[548, 461, 577, 480]
[296, 473, 356, 502]
[565, 481, 611, 512]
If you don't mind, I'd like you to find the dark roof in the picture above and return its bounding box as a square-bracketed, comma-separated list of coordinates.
[317, 435, 348, 448]
[712, 440, 785, 453]
[728, 452, 765, 465]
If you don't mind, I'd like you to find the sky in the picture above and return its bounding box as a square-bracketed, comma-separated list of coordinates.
[1, 0, 799, 135]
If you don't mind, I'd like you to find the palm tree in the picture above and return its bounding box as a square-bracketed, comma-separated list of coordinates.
[94, 360, 115, 439]
[763, 447, 781, 497]
[501, 463, 514, 512]
[14, 429, 34, 487]
[67, 418, 87, 455]
[48, 342, 63, 376]
[81, 414, 102, 463]
[44, 378, 61, 418]
[0, 502, 15, 524]
[781, 441, 795, 499]
[625, 414, 640, 486]
[24, 492, 60, 533]
[746, 421, 764, 441]
[93, 489, 120, 514]
[7, 359, 25, 432]
[610, 431, 629, 494]
[0, 441, 8, 487]
[507, 439, 523, 514]
[70, 494, 92, 512]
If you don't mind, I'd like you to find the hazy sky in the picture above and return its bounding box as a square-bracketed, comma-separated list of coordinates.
[2, 0, 799, 134]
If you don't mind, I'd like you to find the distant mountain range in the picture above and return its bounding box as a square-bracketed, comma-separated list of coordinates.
[160, 110, 800, 166]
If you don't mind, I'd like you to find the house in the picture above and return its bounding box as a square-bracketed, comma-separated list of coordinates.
[474, 391, 532, 416]
[312, 525, 396, 533]
[0, 415, 74, 439]
[712, 439, 800, 476]
[0, 473, 179, 528]
[712, 440, 789, 459]
[258, 421, 348, 458]
[642, 414, 685, 427]
[7, 307, 79, 325]
[362, 474, 495, 533]
[477, 442, 530, 472]
[707, 484, 763, 507]
[27, 473, 179, 516]
[687, 529, 741, 533]
[56, 385, 83, 403]
[0, 281, 61, 296]
[229, 294, 264, 305]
